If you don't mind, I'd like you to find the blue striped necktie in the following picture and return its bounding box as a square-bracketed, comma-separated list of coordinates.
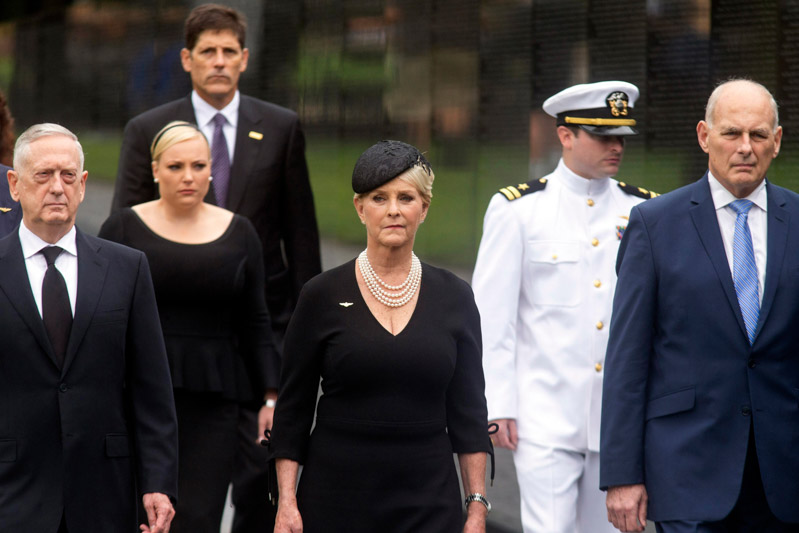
[729, 199, 759, 344]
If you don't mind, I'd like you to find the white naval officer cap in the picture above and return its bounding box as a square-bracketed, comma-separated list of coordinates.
[542, 81, 640, 136]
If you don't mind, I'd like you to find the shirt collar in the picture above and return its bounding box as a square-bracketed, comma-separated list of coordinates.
[707, 171, 768, 213]
[192, 90, 240, 129]
[555, 158, 611, 195]
[19, 222, 77, 260]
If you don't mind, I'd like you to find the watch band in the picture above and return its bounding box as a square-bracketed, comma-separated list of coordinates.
[464, 492, 491, 514]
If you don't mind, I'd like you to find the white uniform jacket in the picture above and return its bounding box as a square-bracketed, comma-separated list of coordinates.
[472, 159, 654, 452]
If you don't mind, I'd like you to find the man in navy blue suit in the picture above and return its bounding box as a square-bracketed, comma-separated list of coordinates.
[1, 163, 22, 236]
[600, 79, 799, 532]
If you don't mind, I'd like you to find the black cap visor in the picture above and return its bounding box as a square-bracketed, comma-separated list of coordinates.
[578, 124, 639, 136]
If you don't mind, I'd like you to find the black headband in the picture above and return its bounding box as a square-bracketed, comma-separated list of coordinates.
[150, 122, 204, 158]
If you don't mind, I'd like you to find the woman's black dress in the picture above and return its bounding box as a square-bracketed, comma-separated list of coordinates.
[99, 208, 279, 531]
[270, 259, 490, 533]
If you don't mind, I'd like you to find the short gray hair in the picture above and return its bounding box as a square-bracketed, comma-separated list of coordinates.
[705, 79, 780, 132]
[13, 123, 84, 172]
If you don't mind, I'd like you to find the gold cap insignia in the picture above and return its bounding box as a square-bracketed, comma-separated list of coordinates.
[248, 131, 264, 140]
[607, 91, 629, 117]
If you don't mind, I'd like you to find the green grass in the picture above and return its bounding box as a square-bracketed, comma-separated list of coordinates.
[79, 130, 123, 183]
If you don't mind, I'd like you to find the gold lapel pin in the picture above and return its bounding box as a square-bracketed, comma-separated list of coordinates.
[248, 131, 263, 140]
[339, 302, 354, 307]
[0, 207, 11, 213]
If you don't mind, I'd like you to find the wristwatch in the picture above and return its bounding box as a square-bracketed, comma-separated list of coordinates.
[264, 398, 276, 408]
[464, 493, 491, 514]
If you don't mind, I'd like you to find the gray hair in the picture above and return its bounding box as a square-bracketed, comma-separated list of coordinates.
[13, 123, 84, 172]
[705, 79, 780, 132]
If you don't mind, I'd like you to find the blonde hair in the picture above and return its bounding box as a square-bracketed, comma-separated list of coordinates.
[354, 164, 435, 204]
[150, 121, 209, 162]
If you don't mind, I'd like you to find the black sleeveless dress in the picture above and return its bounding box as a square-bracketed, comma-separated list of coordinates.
[270, 260, 490, 532]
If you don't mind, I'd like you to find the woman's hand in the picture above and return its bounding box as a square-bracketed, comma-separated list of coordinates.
[462, 505, 487, 533]
[256, 404, 274, 443]
[257, 390, 278, 442]
[274, 500, 303, 533]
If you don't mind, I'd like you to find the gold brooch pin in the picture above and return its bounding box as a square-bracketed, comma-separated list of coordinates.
[248, 131, 263, 140]
[339, 302, 354, 307]
[0, 207, 10, 213]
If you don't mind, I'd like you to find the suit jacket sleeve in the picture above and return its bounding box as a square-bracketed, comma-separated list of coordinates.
[279, 118, 321, 298]
[112, 118, 158, 211]
[599, 204, 656, 490]
[236, 218, 281, 394]
[125, 251, 179, 499]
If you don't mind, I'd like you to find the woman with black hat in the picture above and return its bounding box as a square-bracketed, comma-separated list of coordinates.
[270, 140, 491, 532]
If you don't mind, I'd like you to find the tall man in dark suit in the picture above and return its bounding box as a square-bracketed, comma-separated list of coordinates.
[0, 123, 178, 532]
[111, 4, 321, 530]
[600, 79, 799, 533]
[1, 164, 22, 236]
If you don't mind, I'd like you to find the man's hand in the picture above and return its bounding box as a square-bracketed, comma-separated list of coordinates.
[140, 492, 175, 533]
[490, 419, 518, 450]
[606, 484, 648, 532]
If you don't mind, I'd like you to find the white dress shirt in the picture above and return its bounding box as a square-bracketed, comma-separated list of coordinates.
[192, 90, 239, 162]
[19, 223, 78, 317]
[707, 172, 767, 304]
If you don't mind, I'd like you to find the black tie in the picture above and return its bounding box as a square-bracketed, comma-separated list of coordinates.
[41, 246, 72, 366]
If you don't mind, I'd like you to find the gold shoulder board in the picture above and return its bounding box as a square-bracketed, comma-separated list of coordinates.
[618, 181, 659, 199]
[498, 178, 548, 201]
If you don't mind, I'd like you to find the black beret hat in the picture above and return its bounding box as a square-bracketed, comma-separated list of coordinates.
[351, 140, 432, 194]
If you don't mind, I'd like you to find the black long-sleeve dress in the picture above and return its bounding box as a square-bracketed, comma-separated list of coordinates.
[270, 259, 491, 532]
[99, 208, 279, 531]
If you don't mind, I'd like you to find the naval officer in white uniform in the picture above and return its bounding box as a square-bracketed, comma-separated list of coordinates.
[472, 81, 658, 533]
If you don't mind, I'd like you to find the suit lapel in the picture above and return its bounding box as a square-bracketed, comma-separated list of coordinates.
[688, 174, 749, 340]
[0, 233, 60, 367]
[755, 182, 788, 340]
[227, 96, 264, 212]
[62, 229, 108, 374]
[177, 95, 196, 123]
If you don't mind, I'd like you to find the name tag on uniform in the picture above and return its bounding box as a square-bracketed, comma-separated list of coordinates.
[248, 131, 263, 140]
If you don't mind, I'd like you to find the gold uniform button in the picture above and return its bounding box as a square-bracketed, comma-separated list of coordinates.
[596, 321, 604, 330]
[587, 199, 595, 206]
[591, 238, 599, 247]
[595, 363, 603, 372]
[593, 279, 602, 288]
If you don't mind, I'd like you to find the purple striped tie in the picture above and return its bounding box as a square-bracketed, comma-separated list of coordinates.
[211, 113, 231, 208]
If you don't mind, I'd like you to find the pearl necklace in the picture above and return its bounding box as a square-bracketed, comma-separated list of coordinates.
[358, 249, 422, 308]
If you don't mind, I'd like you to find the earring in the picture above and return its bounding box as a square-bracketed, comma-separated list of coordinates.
[153, 177, 159, 183]
[209, 176, 214, 182]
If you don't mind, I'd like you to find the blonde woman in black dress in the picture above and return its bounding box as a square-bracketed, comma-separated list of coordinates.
[270, 140, 491, 533]
[99, 121, 279, 532]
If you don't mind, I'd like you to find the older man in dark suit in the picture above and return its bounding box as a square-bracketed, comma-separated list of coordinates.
[0, 123, 178, 532]
[601, 79, 799, 533]
[1, 164, 22, 236]
[111, 4, 321, 530]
